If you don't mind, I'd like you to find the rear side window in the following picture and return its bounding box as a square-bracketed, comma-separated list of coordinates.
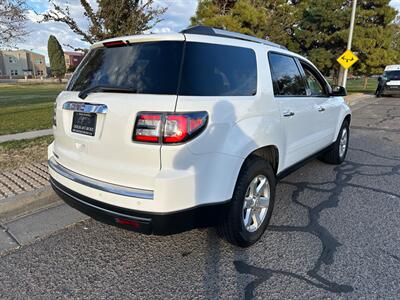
[268, 53, 306, 96]
[68, 41, 183, 94]
[180, 43, 257, 96]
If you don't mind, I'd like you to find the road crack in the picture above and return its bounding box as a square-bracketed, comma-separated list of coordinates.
[0, 223, 21, 248]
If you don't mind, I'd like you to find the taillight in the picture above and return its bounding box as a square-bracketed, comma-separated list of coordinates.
[133, 113, 162, 143]
[133, 112, 208, 144]
[163, 112, 207, 143]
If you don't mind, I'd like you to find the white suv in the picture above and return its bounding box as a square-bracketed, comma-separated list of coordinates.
[48, 26, 351, 247]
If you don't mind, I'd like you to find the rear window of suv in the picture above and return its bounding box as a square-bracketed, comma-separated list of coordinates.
[68, 41, 183, 95]
[68, 41, 257, 97]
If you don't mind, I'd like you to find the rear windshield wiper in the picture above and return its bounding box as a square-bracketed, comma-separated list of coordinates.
[78, 85, 137, 99]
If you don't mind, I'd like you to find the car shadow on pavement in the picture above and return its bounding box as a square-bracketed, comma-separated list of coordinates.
[231, 146, 400, 299]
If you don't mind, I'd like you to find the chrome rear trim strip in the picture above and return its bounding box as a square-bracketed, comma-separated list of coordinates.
[62, 102, 108, 114]
[48, 157, 154, 200]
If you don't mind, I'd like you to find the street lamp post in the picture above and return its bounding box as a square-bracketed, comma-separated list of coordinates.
[341, 0, 358, 88]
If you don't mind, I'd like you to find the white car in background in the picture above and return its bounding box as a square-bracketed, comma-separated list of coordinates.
[48, 26, 351, 247]
[376, 64, 400, 97]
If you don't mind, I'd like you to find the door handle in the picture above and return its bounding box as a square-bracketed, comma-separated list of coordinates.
[317, 106, 326, 112]
[282, 110, 295, 117]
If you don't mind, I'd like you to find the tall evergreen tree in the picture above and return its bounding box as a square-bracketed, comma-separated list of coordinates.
[47, 35, 66, 82]
[191, 0, 269, 38]
[352, 0, 397, 86]
[191, 0, 399, 82]
[273, 0, 352, 78]
[269, 0, 398, 81]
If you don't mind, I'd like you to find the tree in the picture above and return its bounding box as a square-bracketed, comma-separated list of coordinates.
[275, 0, 352, 78]
[270, 0, 398, 83]
[191, 0, 399, 85]
[41, 0, 167, 44]
[0, 0, 28, 47]
[261, 0, 300, 50]
[48, 35, 66, 82]
[191, 0, 269, 38]
[391, 16, 400, 62]
[351, 0, 398, 86]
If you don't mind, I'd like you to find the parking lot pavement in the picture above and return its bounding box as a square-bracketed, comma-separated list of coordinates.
[0, 97, 399, 299]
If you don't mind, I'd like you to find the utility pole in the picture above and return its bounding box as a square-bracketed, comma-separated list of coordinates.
[340, 0, 357, 88]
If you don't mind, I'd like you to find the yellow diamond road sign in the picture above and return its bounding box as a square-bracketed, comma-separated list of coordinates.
[337, 50, 359, 69]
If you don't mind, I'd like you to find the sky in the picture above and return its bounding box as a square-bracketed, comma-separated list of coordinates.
[15, 0, 400, 64]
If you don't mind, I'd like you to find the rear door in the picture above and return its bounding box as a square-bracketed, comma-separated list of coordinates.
[53, 37, 184, 190]
[268, 52, 318, 168]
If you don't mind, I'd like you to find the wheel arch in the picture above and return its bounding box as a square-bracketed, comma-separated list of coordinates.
[333, 111, 352, 143]
[344, 114, 351, 125]
[241, 145, 280, 176]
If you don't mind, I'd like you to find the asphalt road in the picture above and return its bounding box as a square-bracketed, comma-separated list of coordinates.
[1, 96, 399, 299]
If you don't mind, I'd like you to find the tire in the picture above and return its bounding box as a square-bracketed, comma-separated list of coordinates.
[375, 86, 381, 98]
[320, 120, 349, 165]
[218, 156, 276, 247]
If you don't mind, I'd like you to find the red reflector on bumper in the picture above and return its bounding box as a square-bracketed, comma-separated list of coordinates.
[115, 218, 141, 228]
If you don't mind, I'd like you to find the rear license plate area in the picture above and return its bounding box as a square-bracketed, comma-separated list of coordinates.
[71, 112, 97, 136]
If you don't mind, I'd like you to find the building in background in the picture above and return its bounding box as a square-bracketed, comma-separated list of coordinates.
[64, 51, 85, 72]
[0, 53, 4, 76]
[0, 50, 47, 78]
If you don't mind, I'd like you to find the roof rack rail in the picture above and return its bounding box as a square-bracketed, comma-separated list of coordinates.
[180, 25, 287, 50]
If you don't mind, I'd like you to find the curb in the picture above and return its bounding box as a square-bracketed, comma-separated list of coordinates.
[0, 185, 61, 222]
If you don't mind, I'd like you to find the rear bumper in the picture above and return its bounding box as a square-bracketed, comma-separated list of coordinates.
[50, 177, 227, 234]
[48, 157, 153, 200]
[48, 139, 241, 212]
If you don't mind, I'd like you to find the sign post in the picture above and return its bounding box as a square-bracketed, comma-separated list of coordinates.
[339, 0, 358, 88]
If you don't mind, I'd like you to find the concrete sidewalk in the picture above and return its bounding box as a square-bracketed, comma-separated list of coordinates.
[0, 129, 52, 143]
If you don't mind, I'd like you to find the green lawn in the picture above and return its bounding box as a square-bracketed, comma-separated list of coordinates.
[0, 84, 65, 135]
[346, 78, 378, 94]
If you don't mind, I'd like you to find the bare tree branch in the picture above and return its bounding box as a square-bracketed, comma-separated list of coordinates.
[0, 0, 28, 48]
[40, 0, 95, 44]
[41, 0, 167, 46]
[63, 43, 89, 53]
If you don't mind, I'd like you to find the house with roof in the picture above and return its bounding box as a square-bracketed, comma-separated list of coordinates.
[64, 51, 85, 71]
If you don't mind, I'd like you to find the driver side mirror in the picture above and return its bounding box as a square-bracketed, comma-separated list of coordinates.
[330, 85, 347, 97]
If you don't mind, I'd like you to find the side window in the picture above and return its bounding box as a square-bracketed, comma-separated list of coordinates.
[268, 53, 306, 96]
[301, 63, 327, 96]
[180, 43, 257, 96]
